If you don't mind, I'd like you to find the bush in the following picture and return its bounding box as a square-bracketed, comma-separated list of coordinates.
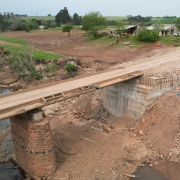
[65, 63, 77, 73]
[62, 23, 73, 36]
[137, 30, 160, 42]
[43, 26, 49, 29]
[7, 52, 43, 80]
[50, 22, 57, 28]
[45, 63, 58, 73]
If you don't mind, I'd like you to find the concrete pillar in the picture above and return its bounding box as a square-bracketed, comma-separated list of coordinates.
[10, 110, 56, 179]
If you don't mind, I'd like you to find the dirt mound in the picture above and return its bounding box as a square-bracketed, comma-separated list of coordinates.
[137, 92, 180, 163]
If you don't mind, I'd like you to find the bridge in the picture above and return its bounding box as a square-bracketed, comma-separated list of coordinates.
[0, 69, 143, 120]
[0, 54, 179, 179]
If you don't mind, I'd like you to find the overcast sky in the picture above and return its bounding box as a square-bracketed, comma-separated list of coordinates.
[1, 0, 180, 17]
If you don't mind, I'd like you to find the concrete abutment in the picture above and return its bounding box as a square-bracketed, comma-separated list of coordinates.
[10, 111, 56, 179]
[103, 75, 180, 120]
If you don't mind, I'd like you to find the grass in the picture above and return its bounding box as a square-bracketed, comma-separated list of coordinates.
[88, 35, 114, 45]
[1, 45, 28, 54]
[0, 36, 63, 60]
[160, 36, 180, 46]
[145, 18, 177, 26]
[105, 16, 127, 21]
[34, 50, 63, 60]
[127, 36, 150, 46]
[151, 18, 177, 24]
[0, 36, 28, 45]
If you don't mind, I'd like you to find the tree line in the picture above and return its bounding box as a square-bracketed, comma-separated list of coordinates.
[55, 7, 82, 25]
[127, 15, 152, 24]
[0, 8, 179, 33]
[0, 12, 39, 32]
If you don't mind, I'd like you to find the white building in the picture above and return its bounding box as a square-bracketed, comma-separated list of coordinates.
[147, 24, 178, 36]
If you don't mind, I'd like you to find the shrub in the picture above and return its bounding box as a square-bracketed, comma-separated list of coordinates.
[7, 51, 43, 80]
[62, 23, 73, 36]
[45, 63, 58, 73]
[137, 30, 160, 42]
[65, 63, 77, 73]
[50, 22, 57, 28]
[43, 26, 49, 30]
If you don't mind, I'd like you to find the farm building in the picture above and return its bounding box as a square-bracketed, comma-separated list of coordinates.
[39, 25, 45, 29]
[125, 25, 138, 35]
[147, 24, 178, 36]
[109, 25, 138, 35]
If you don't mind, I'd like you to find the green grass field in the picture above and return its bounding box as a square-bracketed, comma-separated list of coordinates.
[160, 36, 180, 46]
[145, 18, 177, 25]
[0, 36, 63, 60]
[34, 50, 63, 60]
[105, 16, 127, 21]
[0, 36, 28, 45]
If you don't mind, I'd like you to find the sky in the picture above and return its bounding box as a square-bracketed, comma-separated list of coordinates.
[1, 0, 180, 17]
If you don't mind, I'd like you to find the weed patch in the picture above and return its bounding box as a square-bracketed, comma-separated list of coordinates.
[160, 36, 180, 47]
[65, 63, 77, 73]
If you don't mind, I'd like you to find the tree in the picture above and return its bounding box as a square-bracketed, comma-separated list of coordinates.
[82, 11, 107, 38]
[3, 12, 7, 20]
[26, 20, 39, 32]
[127, 15, 151, 25]
[177, 17, 180, 30]
[62, 23, 73, 36]
[7, 12, 11, 19]
[10, 12, 14, 18]
[72, 13, 82, 25]
[9, 17, 21, 31]
[55, 7, 71, 25]
[153, 21, 164, 32]
[114, 20, 126, 38]
[0, 13, 4, 31]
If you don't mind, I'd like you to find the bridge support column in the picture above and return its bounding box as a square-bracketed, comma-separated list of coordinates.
[10, 110, 56, 179]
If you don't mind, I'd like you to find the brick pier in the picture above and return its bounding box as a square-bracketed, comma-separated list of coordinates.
[10, 111, 56, 179]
